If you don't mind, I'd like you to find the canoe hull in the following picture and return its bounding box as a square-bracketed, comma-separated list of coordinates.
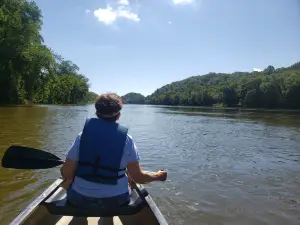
[9, 179, 168, 225]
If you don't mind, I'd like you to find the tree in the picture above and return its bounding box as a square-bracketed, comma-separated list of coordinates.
[259, 81, 281, 108]
[282, 74, 300, 108]
[244, 89, 261, 108]
[0, 0, 45, 103]
[145, 61, 300, 109]
[85, 92, 99, 103]
[263, 65, 275, 75]
[122, 93, 145, 104]
[0, 0, 91, 105]
[222, 87, 238, 107]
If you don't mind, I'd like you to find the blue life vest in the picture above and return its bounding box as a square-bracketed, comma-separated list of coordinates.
[75, 118, 128, 185]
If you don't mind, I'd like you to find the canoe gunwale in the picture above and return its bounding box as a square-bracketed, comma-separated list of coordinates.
[144, 194, 168, 225]
[9, 179, 63, 225]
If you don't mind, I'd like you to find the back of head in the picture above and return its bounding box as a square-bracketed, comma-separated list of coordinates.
[95, 93, 123, 122]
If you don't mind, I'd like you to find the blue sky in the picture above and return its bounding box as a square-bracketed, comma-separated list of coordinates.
[35, 0, 300, 96]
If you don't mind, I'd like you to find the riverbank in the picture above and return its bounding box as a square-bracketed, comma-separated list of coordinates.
[0, 103, 93, 107]
[123, 103, 300, 113]
[3, 103, 300, 116]
[0, 100, 96, 107]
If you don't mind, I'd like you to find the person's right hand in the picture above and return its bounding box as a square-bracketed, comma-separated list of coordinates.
[156, 170, 167, 181]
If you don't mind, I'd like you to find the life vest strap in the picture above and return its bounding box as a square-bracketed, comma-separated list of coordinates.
[78, 173, 126, 180]
[78, 161, 126, 172]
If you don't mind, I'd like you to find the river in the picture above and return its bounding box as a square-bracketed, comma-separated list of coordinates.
[0, 105, 299, 225]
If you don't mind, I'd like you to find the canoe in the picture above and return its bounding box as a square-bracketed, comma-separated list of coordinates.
[9, 178, 169, 225]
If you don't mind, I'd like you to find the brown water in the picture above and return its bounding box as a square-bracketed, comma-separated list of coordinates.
[0, 105, 299, 225]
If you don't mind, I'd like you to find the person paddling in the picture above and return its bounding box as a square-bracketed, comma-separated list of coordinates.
[60, 93, 167, 209]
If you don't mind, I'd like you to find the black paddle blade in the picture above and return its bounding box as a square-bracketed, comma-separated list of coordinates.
[1, 146, 64, 169]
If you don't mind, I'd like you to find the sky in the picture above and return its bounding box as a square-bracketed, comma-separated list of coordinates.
[35, 0, 300, 96]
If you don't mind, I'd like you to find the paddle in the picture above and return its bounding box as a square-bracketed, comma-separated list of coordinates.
[1, 146, 64, 169]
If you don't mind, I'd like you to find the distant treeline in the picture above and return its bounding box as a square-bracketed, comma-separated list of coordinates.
[122, 93, 145, 104]
[0, 0, 96, 105]
[144, 62, 300, 109]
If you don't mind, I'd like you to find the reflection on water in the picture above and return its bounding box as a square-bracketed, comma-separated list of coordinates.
[0, 105, 300, 225]
[160, 106, 300, 128]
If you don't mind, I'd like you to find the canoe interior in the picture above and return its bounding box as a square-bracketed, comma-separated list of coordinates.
[19, 205, 159, 225]
[10, 179, 167, 225]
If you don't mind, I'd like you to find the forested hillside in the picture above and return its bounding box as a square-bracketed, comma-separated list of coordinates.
[122, 93, 145, 104]
[84, 92, 99, 103]
[0, 0, 92, 105]
[146, 62, 300, 109]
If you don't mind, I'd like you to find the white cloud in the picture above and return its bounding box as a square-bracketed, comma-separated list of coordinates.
[172, 0, 196, 5]
[118, 0, 129, 5]
[168, 21, 172, 24]
[94, 6, 118, 25]
[118, 9, 140, 21]
[85, 9, 91, 13]
[93, 5, 140, 25]
[253, 68, 263, 72]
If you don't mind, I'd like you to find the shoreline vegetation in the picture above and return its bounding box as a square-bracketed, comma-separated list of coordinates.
[0, 0, 99, 105]
[2, 1, 299, 110]
[122, 61, 300, 109]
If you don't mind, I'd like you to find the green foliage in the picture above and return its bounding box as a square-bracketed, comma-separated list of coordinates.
[146, 62, 300, 109]
[0, 0, 90, 105]
[263, 65, 275, 75]
[84, 92, 99, 103]
[45, 73, 89, 104]
[222, 87, 238, 107]
[122, 93, 145, 104]
[281, 73, 300, 108]
[244, 89, 261, 108]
